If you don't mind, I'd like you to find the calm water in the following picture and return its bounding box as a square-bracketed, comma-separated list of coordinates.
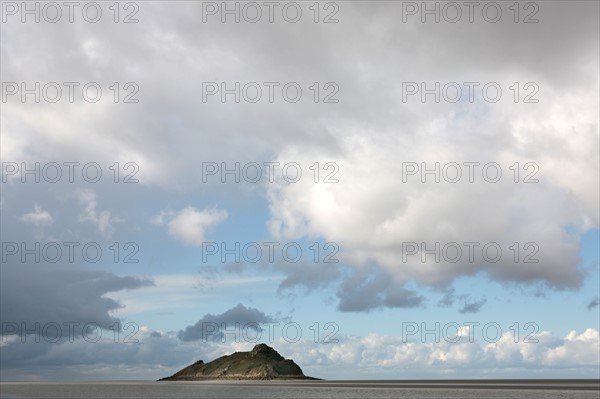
[1, 381, 599, 399]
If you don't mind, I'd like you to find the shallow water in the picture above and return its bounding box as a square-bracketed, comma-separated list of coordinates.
[1, 381, 599, 399]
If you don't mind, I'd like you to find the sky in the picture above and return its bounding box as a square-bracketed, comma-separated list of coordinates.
[0, 0, 599, 381]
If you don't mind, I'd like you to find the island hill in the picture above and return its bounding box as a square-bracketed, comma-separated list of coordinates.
[159, 344, 318, 381]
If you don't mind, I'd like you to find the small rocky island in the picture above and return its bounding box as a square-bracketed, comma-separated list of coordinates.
[159, 344, 317, 380]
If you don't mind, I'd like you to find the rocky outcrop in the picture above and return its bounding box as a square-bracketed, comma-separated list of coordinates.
[159, 344, 316, 380]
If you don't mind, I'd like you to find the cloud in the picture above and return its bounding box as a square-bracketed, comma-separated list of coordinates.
[0, 1, 597, 379]
[276, 261, 341, 294]
[587, 296, 599, 310]
[458, 297, 487, 314]
[1, 3, 596, 310]
[283, 328, 600, 379]
[436, 291, 487, 313]
[543, 328, 600, 366]
[20, 205, 53, 226]
[0, 327, 208, 380]
[2, 324, 599, 380]
[336, 267, 424, 312]
[149, 209, 174, 226]
[266, 121, 594, 307]
[0, 266, 153, 338]
[76, 190, 121, 236]
[178, 304, 275, 342]
[153, 206, 228, 247]
[437, 289, 455, 308]
[2, 324, 598, 380]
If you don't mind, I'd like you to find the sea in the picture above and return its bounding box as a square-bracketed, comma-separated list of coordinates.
[1, 380, 599, 399]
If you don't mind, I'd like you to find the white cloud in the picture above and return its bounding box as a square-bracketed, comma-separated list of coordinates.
[544, 328, 600, 366]
[266, 90, 597, 296]
[20, 204, 53, 226]
[153, 206, 228, 247]
[76, 189, 121, 236]
[1, 309, 597, 379]
[149, 209, 174, 226]
[277, 328, 600, 378]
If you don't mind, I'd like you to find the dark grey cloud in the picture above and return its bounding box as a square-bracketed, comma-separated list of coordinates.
[337, 267, 424, 312]
[277, 261, 341, 294]
[587, 296, 599, 311]
[458, 298, 487, 314]
[437, 288, 455, 308]
[437, 290, 489, 313]
[178, 304, 274, 342]
[0, 329, 210, 380]
[0, 266, 152, 337]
